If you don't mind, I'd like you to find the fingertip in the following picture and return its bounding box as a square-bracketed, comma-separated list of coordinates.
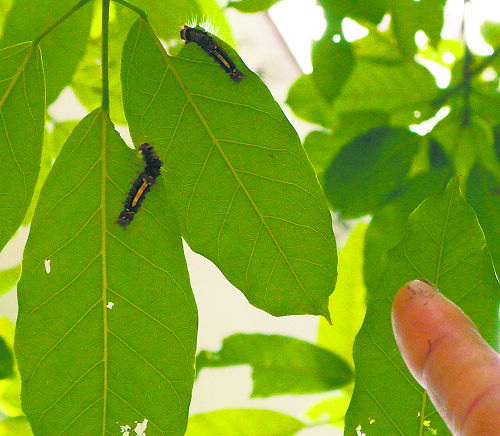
[392, 280, 500, 435]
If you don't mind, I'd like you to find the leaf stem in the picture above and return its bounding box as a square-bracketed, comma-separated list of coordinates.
[111, 0, 147, 19]
[33, 0, 92, 46]
[102, 0, 110, 112]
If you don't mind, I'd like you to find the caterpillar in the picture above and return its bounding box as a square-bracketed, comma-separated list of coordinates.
[117, 143, 163, 227]
[180, 25, 244, 83]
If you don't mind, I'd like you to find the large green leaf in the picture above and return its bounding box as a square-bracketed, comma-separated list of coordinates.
[186, 409, 305, 435]
[467, 164, 500, 272]
[345, 178, 500, 435]
[15, 109, 198, 435]
[363, 169, 451, 291]
[0, 42, 45, 252]
[121, 19, 337, 318]
[0, 0, 92, 104]
[324, 127, 420, 218]
[196, 334, 353, 397]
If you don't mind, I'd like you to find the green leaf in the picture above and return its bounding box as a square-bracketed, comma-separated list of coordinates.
[324, 127, 420, 218]
[307, 394, 352, 427]
[304, 111, 388, 182]
[15, 109, 197, 435]
[196, 334, 353, 397]
[317, 223, 367, 368]
[480, 20, 500, 50]
[0, 0, 92, 104]
[0, 42, 45, 252]
[227, 0, 282, 13]
[186, 409, 305, 435]
[363, 169, 451, 291]
[467, 164, 500, 272]
[0, 337, 13, 380]
[470, 88, 500, 125]
[286, 74, 336, 128]
[332, 57, 439, 114]
[345, 178, 500, 435]
[311, 35, 354, 103]
[389, 0, 444, 59]
[0, 416, 33, 436]
[122, 19, 337, 318]
[318, 0, 387, 24]
[432, 112, 496, 178]
[0, 264, 21, 297]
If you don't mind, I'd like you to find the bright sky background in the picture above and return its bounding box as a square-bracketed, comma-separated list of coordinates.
[269, 0, 500, 73]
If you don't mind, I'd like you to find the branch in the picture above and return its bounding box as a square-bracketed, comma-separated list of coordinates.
[102, 0, 110, 112]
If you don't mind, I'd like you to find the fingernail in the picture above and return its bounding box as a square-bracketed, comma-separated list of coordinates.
[406, 279, 439, 298]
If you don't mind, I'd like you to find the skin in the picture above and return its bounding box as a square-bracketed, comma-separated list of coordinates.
[392, 280, 500, 435]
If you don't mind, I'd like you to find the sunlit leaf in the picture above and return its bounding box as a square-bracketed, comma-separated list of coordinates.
[197, 334, 353, 397]
[0, 0, 92, 103]
[0, 264, 20, 299]
[307, 394, 351, 427]
[16, 109, 197, 435]
[345, 178, 500, 435]
[318, 223, 367, 368]
[325, 127, 419, 218]
[467, 164, 500, 272]
[0, 318, 22, 417]
[122, 19, 337, 318]
[363, 169, 451, 291]
[0, 416, 32, 436]
[186, 409, 305, 435]
[0, 42, 44, 252]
